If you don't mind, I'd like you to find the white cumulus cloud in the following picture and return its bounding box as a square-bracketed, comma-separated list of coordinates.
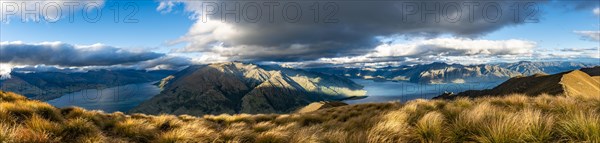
[315, 38, 536, 65]
[0, 63, 12, 80]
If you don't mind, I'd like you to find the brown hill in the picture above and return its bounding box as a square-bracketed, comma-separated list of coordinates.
[435, 69, 600, 99]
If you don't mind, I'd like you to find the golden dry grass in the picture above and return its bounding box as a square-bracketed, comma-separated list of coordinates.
[0, 90, 599, 142]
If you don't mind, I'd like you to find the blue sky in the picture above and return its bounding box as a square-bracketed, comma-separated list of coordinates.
[1, 1, 192, 49]
[483, 3, 599, 49]
[0, 0, 599, 71]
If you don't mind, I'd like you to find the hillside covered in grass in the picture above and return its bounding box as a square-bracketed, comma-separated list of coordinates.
[1, 90, 599, 142]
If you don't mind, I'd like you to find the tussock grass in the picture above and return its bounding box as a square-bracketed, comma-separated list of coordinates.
[415, 111, 445, 142]
[61, 118, 105, 142]
[0, 90, 599, 142]
[0, 123, 16, 142]
[113, 118, 159, 142]
[558, 111, 600, 142]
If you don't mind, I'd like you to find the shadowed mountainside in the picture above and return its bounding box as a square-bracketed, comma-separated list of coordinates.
[130, 62, 366, 115]
[581, 66, 600, 76]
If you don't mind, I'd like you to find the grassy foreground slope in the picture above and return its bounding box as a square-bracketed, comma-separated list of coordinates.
[0, 90, 599, 142]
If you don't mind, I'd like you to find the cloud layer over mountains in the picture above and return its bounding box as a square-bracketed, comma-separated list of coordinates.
[311, 38, 537, 66]
[0, 41, 163, 66]
[0, 41, 191, 78]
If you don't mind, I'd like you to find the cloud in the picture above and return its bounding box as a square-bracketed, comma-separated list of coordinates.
[559, 47, 598, 52]
[159, 0, 547, 62]
[574, 31, 600, 41]
[552, 1, 600, 11]
[157, 1, 176, 13]
[305, 38, 537, 66]
[0, 41, 164, 67]
[10, 64, 85, 73]
[594, 7, 600, 16]
[555, 47, 600, 59]
[369, 38, 535, 57]
[135, 56, 192, 70]
[0, 41, 200, 79]
[6, 56, 194, 74]
[295, 40, 599, 68]
[0, 63, 11, 79]
[275, 38, 570, 67]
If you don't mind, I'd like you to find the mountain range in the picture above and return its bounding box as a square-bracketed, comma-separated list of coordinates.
[129, 62, 366, 115]
[1, 61, 596, 115]
[0, 69, 174, 100]
[308, 61, 593, 84]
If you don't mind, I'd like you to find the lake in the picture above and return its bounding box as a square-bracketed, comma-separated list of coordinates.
[46, 82, 161, 113]
[345, 79, 502, 104]
[45, 79, 502, 112]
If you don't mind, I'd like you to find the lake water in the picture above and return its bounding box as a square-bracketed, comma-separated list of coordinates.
[345, 79, 502, 104]
[46, 79, 502, 112]
[47, 82, 161, 113]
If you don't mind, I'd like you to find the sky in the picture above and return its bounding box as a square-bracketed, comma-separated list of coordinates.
[0, 0, 599, 77]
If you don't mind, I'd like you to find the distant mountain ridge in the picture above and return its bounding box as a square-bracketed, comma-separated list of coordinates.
[0, 69, 174, 100]
[308, 61, 594, 84]
[130, 62, 366, 115]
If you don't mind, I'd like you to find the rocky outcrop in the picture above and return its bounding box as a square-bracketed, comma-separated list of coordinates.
[130, 62, 366, 115]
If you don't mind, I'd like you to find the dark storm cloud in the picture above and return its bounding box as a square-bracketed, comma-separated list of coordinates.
[164, 0, 550, 61]
[0, 42, 164, 67]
